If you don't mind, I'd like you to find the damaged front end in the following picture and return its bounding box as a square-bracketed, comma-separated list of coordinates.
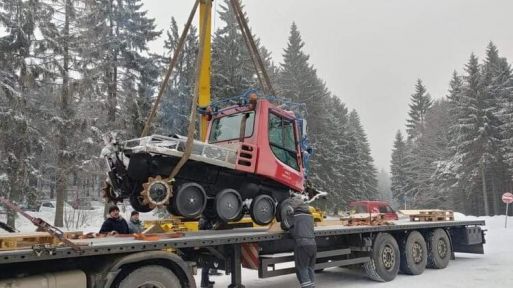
[100, 133, 239, 213]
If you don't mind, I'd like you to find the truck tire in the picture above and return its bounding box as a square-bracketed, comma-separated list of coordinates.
[426, 228, 451, 269]
[363, 233, 400, 282]
[399, 231, 427, 275]
[118, 265, 181, 288]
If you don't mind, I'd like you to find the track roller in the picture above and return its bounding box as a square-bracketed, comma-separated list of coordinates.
[216, 189, 243, 222]
[169, 183, 207, 219]
[250, 195, 276, 225]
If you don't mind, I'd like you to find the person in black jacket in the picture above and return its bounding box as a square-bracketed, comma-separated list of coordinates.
[290, 199, 317, 288]
[199, 216, 219, 288]
[99, 205, 129, 234]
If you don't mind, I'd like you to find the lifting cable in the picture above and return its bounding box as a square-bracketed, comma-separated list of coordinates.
[140, 0, 200, 138]
[229, 0, 276, 96]
[139, 0, 272, 188]
[167, 1, 212, 181]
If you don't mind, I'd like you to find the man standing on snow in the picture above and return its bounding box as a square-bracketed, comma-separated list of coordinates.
[99, 205, 129, 234]
[290, 199, 317, 288]
[127, 211, 143, 233]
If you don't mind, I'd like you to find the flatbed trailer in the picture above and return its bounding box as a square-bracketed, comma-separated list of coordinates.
[0, 219, 485, 288]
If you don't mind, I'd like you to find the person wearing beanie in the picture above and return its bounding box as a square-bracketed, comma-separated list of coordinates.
[290, 198, 317, 288]
[99, 205, 130, 234]
[128, 211, 143, 233]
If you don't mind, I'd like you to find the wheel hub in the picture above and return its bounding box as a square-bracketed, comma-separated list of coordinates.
[251, 195, 276, 225]
[173, 183, 206, 218]
[437, 238, 448, 258]
[141, 176, 172, 208]
[216, 189, 243, 221]
[412, 242, 423, 264]
[382, 245, 396, 270]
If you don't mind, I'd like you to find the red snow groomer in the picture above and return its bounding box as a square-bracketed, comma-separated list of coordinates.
[102, 90, 316, 229]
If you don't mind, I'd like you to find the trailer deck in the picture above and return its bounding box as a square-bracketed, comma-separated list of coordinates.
[0, 219, 485, 264]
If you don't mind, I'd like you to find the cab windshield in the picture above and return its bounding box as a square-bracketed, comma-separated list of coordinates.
[209, 112, 255, 143]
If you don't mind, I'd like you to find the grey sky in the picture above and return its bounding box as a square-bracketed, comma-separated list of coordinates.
[143, 0, 513, 171]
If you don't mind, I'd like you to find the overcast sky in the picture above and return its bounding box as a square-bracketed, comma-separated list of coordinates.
[142, 0, 513, 172]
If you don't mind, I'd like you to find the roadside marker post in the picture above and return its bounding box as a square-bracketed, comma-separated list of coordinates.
[502, 192, 513, 228]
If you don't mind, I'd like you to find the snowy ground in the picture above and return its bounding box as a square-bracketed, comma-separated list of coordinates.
[1, 211, 512, 287]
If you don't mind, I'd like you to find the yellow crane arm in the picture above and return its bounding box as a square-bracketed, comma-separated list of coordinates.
[198, 0, 212, 142]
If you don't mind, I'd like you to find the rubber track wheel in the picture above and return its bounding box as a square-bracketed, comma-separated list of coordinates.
[426, 228, 451, 269]
[215, 189, 243, 222]
[400, 230, 427, 275]
[279, 199, 294, 231]
[173, 183, 207, 220]
[250, 194, 276, 226]
[363, 232, 400, 282]
[118, 265, 181, 288]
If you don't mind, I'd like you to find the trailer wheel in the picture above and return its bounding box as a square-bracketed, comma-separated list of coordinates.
[118, 265, 181, 288]
[216, 189, 243, 222]
[278, 199, 294, 231]
[172, 183, 207, 219]
[129, 191, 152, 213]
[426, 228, 451, 269]
[250, 195, 276, 225]
[363, 233, 400, 282]
[400, 231, 427, 275]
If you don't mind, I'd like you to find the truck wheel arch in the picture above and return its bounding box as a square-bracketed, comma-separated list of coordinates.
[103, 251, 196, 288]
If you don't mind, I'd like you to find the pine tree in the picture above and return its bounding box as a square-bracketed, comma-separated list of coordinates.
[79, 0, 160, 132]
[346, 110, 378, 200]
[39, 0, 82, 226]
[158, 17, 198, 136]
[376, 169, 394, 204]
[414, 100, 452, 208]
[211, 0, 256, 99]
[278, 22, 334, 207]
[0, 0, 56, 227]
[316, 96, 350, 213]
[451, 53, 500, 215]
[406, 79, 433, 140]
[390, 131, 411, 208]
[480, 42, 512, 214]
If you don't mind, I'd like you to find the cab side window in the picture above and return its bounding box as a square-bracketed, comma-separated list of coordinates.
[268, 113, 299, 170]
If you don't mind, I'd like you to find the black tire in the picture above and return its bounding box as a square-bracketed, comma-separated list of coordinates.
[275, 200, 283, 222]
[400, 231, 427, 275]
[129, 190, 152, 213]
[250, 195, 276, 225]
[426, 228, 451, 269]
[278, 199, 295, 231]
[118, 265, 181, 288]
[363, 233, 400, 282]
[171, 183, 207, 219]
[216, 189, 243, 222]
